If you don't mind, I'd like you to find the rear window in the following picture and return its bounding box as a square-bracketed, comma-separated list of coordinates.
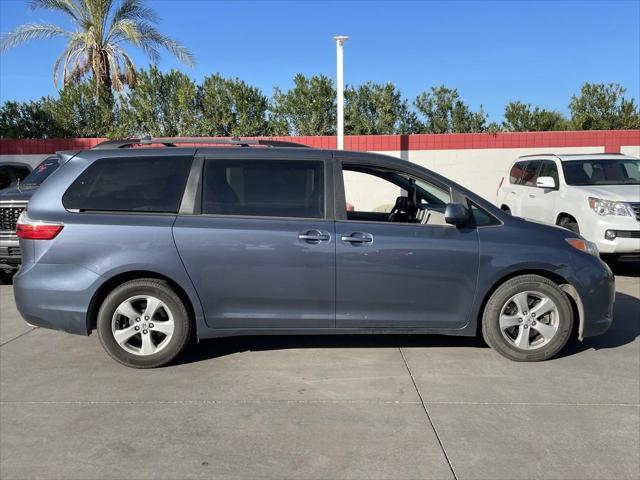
[202, 159, 324, 218]
[63, 156, 193, 213]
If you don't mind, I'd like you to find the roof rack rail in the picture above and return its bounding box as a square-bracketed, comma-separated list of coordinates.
[517, 153, 561, 159]
[91, 136, 310, 150]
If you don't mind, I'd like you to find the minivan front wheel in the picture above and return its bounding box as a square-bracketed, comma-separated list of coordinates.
[482, 275, 573, 361]
[97, 279, 192, 368]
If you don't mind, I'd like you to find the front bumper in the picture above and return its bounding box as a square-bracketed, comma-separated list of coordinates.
[13, 262, 102, 335]
[0, 236, 21, 270]
[582, 215, 640, 254]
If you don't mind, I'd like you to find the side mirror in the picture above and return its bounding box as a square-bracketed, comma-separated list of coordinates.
[445, 203, 470, 226]
[536, 176, 556, 189]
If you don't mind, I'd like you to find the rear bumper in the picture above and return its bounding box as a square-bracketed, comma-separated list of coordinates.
[13, 262, 102, 335]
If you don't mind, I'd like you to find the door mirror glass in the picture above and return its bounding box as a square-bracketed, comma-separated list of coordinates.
[444, 203, 470, 226]
[536, 176, 556, 189]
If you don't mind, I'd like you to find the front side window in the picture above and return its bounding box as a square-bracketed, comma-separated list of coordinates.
[521, 161, 541, 187]
[20, 157, 59, 187]
[342, 165, 450, 225]
[202, 159, 324, 218]
[538, 160, 559, 186]
[0, 167, 11, 190]
[63, 156, 192, 213]
[563, 159, 640, 186]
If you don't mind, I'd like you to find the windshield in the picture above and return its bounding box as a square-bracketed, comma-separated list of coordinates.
[20, 157, 60, 187]
[562, 159, 640, 186]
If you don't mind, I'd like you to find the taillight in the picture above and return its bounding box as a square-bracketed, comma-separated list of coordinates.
[16, 211, 63, 240]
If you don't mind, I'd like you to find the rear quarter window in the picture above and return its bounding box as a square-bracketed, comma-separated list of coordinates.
[63, 156, 193, 213]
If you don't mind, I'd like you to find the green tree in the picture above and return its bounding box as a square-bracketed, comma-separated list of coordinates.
[569, 83, 640, 130]
[0, 99, 59, 138]
[47, 80, 115, 136]
[200, 74, 269, 136]
[344, 82, 418, 135]
[503, 101, 568, 131]
[0, 0, 194, 96]
[114, 67, 199, 137]
[270, 74, 336, 135]
[414, 86, 487, 133]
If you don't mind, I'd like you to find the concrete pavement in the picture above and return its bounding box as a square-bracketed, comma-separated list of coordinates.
[1, 269, 638, 479]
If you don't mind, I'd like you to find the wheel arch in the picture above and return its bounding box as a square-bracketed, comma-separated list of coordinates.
[476, 268, 582, 340]
[556, 212, 577, 224]
[86, 270, 197, 334]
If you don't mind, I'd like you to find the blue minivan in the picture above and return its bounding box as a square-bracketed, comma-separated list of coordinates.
[13, 137, 615, 368]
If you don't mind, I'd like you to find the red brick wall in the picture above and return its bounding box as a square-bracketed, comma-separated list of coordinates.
[1, 130, 639, 155]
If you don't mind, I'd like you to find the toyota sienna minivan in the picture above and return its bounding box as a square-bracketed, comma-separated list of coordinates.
[13, 137, 615, 368]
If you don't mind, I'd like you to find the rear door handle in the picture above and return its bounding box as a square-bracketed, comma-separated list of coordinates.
[341, 232, 373, 245]
[298, 229, 331, 244]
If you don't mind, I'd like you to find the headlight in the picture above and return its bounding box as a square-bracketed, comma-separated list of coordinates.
[588, 197, 634, 217]
[566, 238, 599, 256]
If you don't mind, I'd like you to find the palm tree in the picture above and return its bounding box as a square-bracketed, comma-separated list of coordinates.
[0, 0, 194, 96]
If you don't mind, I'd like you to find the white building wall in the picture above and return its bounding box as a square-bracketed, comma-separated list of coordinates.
[373, 147, 606, 204]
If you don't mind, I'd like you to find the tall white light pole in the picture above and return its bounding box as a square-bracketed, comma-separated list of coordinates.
[333, 35, 348, 150]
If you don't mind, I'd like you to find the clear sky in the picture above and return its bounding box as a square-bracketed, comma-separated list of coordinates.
[1, 0, 639, 123]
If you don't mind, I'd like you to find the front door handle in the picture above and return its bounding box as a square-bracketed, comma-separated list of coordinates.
[341, 232, 374, 245]
[298, 229, 331, 244]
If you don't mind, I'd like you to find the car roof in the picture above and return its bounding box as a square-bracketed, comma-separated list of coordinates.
[515, 153, 638, 162]
[59, 146, 415, 168]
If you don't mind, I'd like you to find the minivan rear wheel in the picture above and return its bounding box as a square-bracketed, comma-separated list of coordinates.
[481, 275, 573, 361]
[97, 279, 192, 368]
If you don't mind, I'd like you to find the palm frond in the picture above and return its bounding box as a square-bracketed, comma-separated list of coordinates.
[134, 22, 195, 67]
[52, 34, 84, 86]
[29, 0, 89, 27]
[0, 23, 69, 51]
[110, 0, 157, 26]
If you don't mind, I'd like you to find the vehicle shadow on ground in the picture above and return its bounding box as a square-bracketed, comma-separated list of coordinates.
[175, 291, 640, 366]
[606, 259, 640, 278]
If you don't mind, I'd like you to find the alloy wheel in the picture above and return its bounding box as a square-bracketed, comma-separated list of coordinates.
[111, 295, 175, 356]
[499, 291, 559, 350]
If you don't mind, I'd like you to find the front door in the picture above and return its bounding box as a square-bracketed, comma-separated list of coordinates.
[335, 162, 480, 329]
[529, 160, 561, 225]
[173, 154, 335, 329]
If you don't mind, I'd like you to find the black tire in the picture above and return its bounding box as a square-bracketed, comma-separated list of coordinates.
[97, 279, 192, 368]
[0, 269, 16, 285]
[501, 206, 512, 215]
[482, 274, 574, 361]
[557, 215, 579, 234]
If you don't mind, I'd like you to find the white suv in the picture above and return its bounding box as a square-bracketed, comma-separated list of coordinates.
[497, 153, 640, 258]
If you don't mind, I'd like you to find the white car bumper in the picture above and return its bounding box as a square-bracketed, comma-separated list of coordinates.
[581, 215, 640, 254]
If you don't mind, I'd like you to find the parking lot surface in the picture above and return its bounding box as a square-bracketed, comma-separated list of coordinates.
[1, 266, 639, 480]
